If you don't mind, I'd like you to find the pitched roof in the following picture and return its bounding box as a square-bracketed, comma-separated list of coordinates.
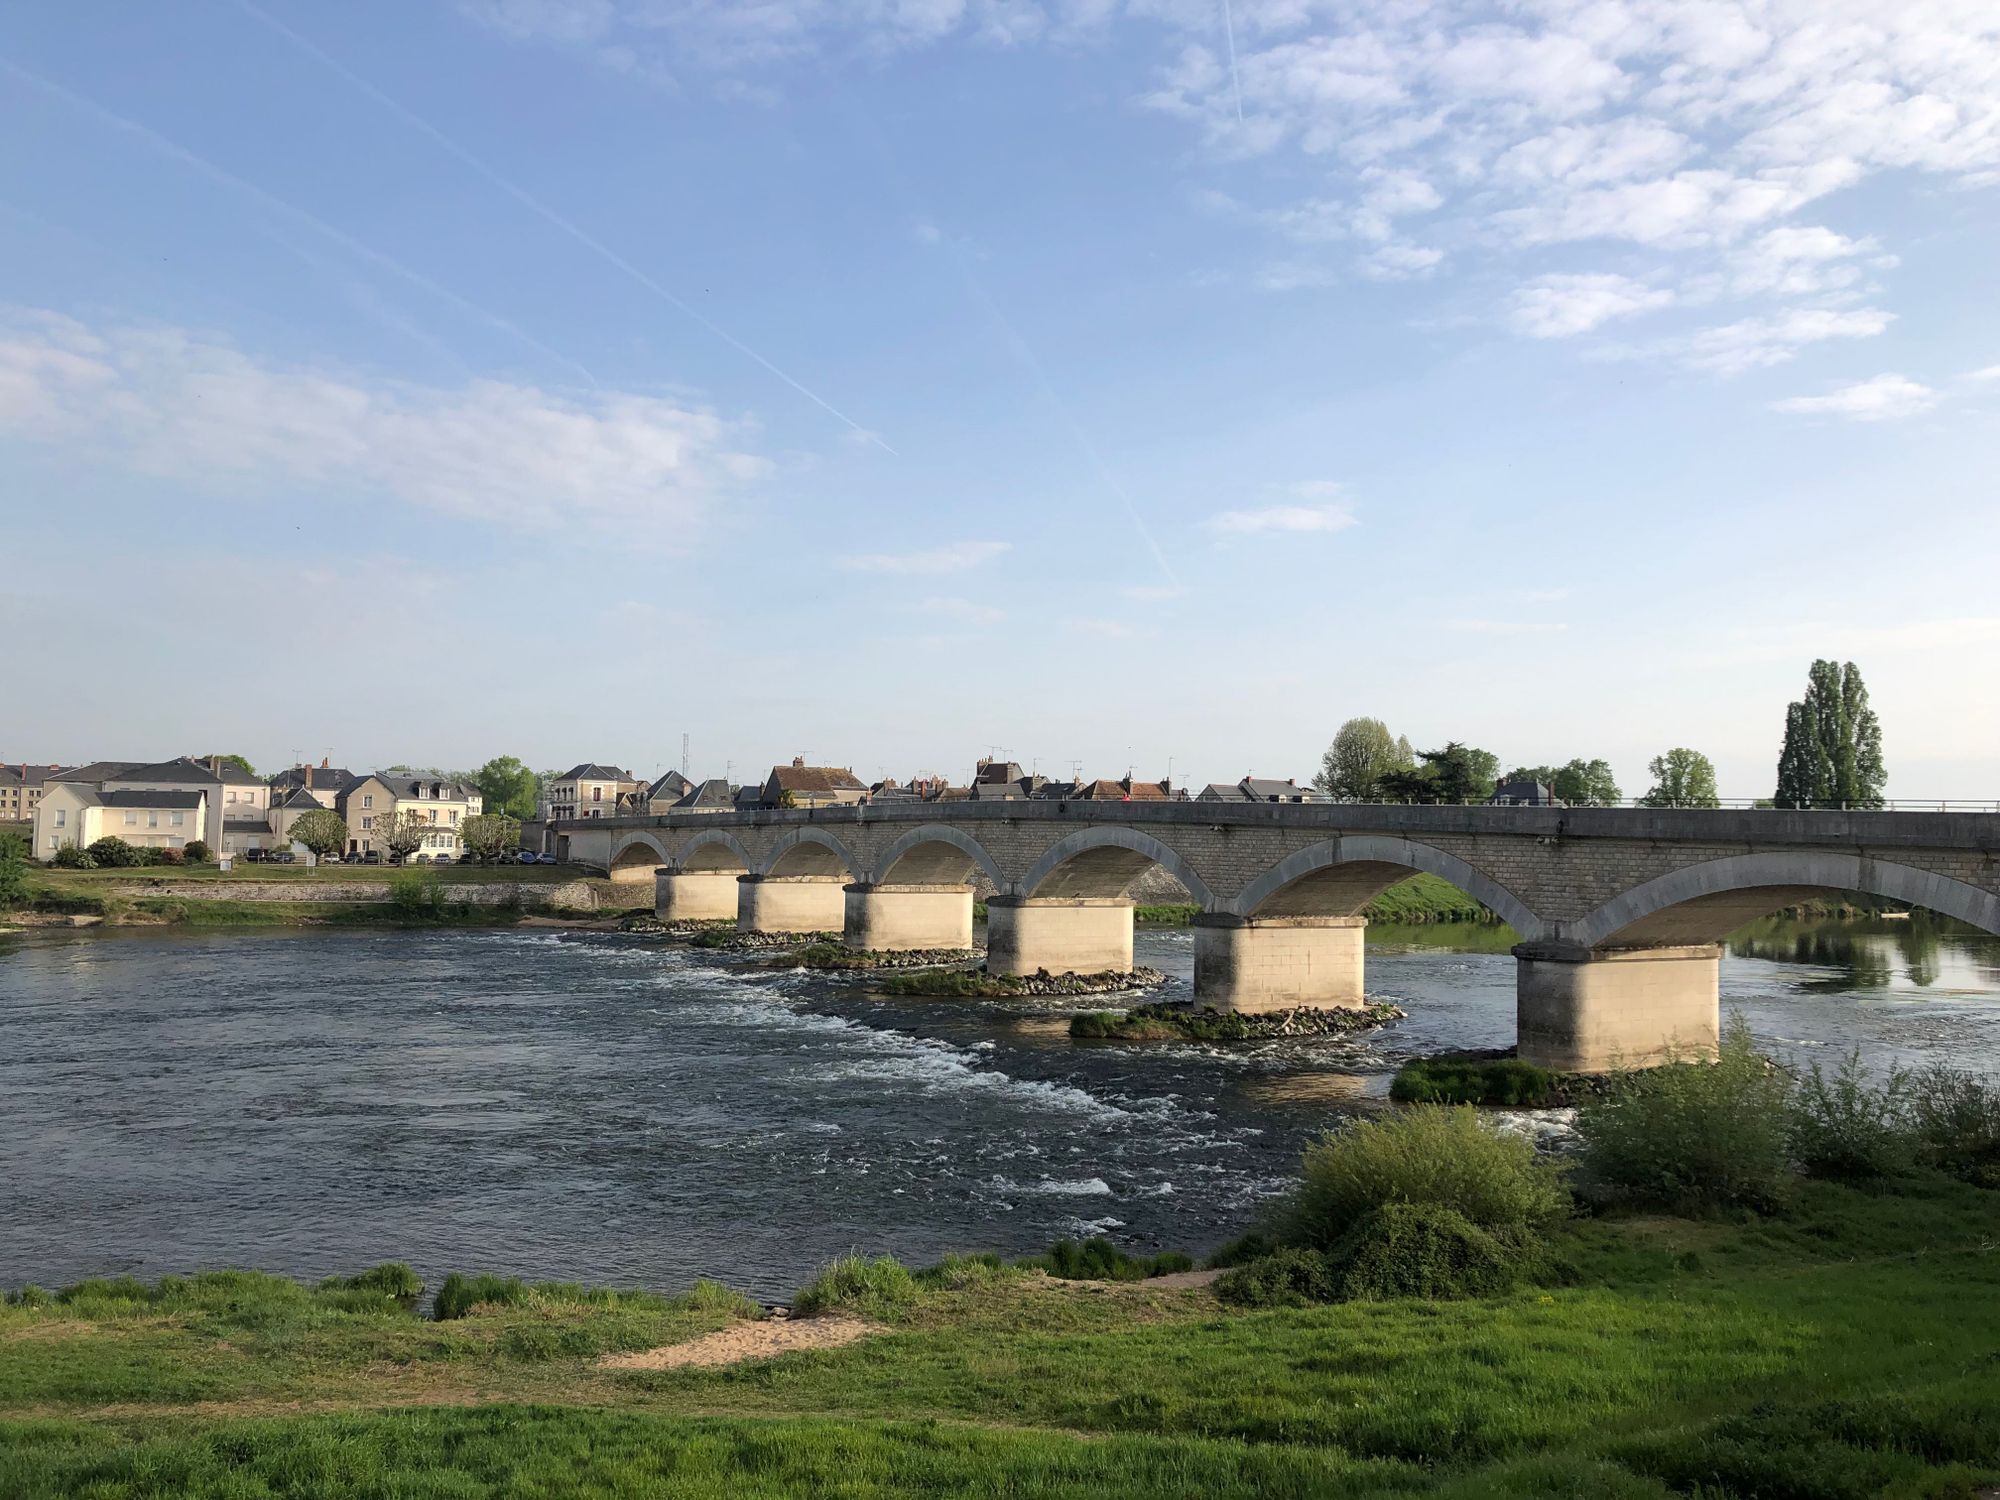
[1073, 779, 1169, 800]
[0, 763, 63, 788]
[64, 756, 261, 787]
[99, 789, 206, 809]
[649, 769, 695, 800]
[673, 778, 736, 809]
[50, 761, 146, 783]
[974, 761, 1024, 786]
[559, 762, 634, 783]
[269, 765, 355, 793]
[1199, 782, 1254, 801]
[275, 788, 325, 810]
[768, 764, 867, 794]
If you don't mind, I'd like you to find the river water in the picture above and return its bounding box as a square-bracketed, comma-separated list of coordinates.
[2, 917, 1996, 1299]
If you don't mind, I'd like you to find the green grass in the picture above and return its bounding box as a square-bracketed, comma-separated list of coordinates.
[1124, 876, 1496, 928]
[1390, 1052, 1569, 1106]
[2, 1177, 1997, 1495]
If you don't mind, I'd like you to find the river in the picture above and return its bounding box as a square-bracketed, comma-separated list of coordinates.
[2, 916, 1996, 1300]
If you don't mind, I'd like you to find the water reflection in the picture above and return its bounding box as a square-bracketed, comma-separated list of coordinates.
[1725, 913, 1977, 994]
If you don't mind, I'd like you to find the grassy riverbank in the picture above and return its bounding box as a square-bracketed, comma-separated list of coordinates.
[2, 1171, 1996, 1497]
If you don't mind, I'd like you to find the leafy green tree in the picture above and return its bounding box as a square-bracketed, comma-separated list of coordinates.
[1506, 759, 1621, 806]
[86, 836, 140, 867]
[460, 813, 522, 861]
[0, 832, 27, 907]
[203, 753, 255, 777]
[1314, 718, 1414, 801]
[1641, 749, 1720, 808]
[289, 808, 350, 859]
[1382, 743, 1500, 804]
[1776, 660, 1885, 808]
[472, 756, 540, 820]
[183, 839, 213, 863]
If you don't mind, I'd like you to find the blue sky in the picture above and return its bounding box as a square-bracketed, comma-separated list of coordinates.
[4, 0, 1997, 797]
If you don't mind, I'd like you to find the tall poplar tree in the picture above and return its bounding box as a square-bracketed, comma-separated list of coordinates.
[1775, 661, 1885, 808]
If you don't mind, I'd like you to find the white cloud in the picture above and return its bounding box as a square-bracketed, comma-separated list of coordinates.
[1207, 500, 1357, 535]
[1770, 373, 1938, 421]
[0, 308, 765, 533]
[836, 540, 1011, 574]
[1966, 365, 2000, 382]
[1728, 225, 1895, 296]
[1666, 306, 1894, 375]
[1508, 273, 1673, 337]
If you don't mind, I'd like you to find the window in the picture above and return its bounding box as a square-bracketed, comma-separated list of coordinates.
[226, 790, 237, 804]
[54, 809, 65, 827]
[148, 812, 159, 828]
[171, 812, 183, 826]
[361, 816, 373, 830]
[591, 786, 602, 801]
[363, 794, 374, 809]
[125, 812, 137, 826]
[427, 809, 438, 824]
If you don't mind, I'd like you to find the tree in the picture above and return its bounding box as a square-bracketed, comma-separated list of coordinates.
[289, 808, 350, 860]
[1506, 758, 1621, 806]
[1314, 718, 1414, 801]
[472, 756, 539, 820]
[183, 839, 213, 863]
[1382, 743, 1501, 804]
[86, 835, 140, 867]
[374, 805, 428, 862]
[0, 832, 26, 908]
[460, 813, 521, 861]
[1641, 749, 1720, 808]
[1776, 660, 1885, 808]
[203, 753, 255, 777]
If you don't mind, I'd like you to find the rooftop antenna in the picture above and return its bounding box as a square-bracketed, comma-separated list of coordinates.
[681, 733, 690, 777]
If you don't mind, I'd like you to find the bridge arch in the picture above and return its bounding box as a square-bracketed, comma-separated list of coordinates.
[1230, 835, 1545, 937]
[1569, 852, 2000, 949]
[761, 827, 863, 880]
[1015, 826, 1218, 908]
[677, 829, 754, 874]
[608, 831, 672, 878]
[870, 824, 1006, 889]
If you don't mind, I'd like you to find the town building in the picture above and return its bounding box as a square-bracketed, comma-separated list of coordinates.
[0, 763, 63, 825]
[1198, 776, 1326, 805]
[335, 773, 484, 859]
[642, 769, 696, 813]
[1072, 776, 1172, 802]
[671, 778, 738, 813]
[267, 760, 356, 809]
[760, 758, 868, 809]
[544, 763, 642, 821]
[32, 785, 209, 856]
[970, 760, 1051, 800]
[1488, 778, 1559, 806]
[36, 757, 266, 856]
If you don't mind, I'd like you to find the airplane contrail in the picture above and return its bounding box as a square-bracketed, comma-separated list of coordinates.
[234, 0, 894, 453]
[1221, 0, 1245, 124]
[0, 54, 600, 388]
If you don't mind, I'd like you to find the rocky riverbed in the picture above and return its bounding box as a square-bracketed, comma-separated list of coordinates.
[1071, 999, 1407, 1042]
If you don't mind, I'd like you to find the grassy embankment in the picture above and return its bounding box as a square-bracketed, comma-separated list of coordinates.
[2, 1171, 1997, 1497]
[2, 865, 638, 931]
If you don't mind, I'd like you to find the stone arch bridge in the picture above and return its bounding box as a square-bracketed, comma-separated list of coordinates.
[555, 802, 2000, 1071]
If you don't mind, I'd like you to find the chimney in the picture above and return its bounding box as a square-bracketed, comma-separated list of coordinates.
[209, 755, 221, 775]
[792, 755, 805, 768]
[305, 763, 314, 791]
[320, 756, 329, 769]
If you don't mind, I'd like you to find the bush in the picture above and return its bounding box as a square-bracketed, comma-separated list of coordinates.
[1790, 1050, 1912, 1180]
[1028, 1237, 1194, 1282]
[1282, 1105, 1569, 1248]
[914, 1252, 1022, 1292]
[182, 840, 212, 864]
[0, 832, 26, 907]
[1576, 1017, 1793, 1213]
[1391, 1053, 1560, 1106]
[1324, 1202, 1535, 1301]
[432, 1271, 528, 1321]
[1215, 1247, 1338, 1308]
[155, 846, 185, 866]
[319, 1262, 424, 1305]
[1905, 1065, 2000, 1188]
[1204, 1230, 1279, 1270]
[791, 1254, 918, 1320]
[389, 868, 447, 918]
[86, 836, 140, 868]
[50, 844, 94, 869]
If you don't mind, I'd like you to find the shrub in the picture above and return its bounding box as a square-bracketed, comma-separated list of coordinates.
[1029, 1237, 1194, 1282]
[791, 1254, 918, 1320]
[1905, 1065, 2000, 1188]
[681, 1279, 762, 1319]
[0, 832, 26, 907]
[915, 1252, 1022, 1292]
[1790, 1050, 1913, 1180]
[1391, 1053, 1560, 1106]
[1204, 1230, 1279, 1270]
[50, 844, 94, 869]
[432, 1271, 528, 1321]
[1282, 1105, 1568, 1248]
[1324, 1202, 1536, 1301]
[156, 846, 185, 866]
[1575, 1017, 1793, 1213]
[320, 1262, 424, 1305]
[182, 840, 212, 864]
[86, 836, 140, 868]
[1215, 1247, 1338, 1308]
[389, 868, 447, 918]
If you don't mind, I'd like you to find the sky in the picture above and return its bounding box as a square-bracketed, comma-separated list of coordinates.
[3, 0, 1997, 799]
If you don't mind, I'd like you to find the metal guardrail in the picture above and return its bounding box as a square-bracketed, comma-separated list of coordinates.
[1482, 799, 2000, 812]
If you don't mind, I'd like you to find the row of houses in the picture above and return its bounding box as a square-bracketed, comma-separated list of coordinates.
[13, 757, 482, 862]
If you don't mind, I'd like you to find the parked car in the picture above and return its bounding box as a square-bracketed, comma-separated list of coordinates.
[362, 850, 382, 865]
[434, 854, 454, 866]
[243, 848, 266, 863]
[272, 850, 296, 864]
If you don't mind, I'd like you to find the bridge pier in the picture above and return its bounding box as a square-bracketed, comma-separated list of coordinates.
[737, 875, 846, 936]
[985, 897, 1134, 976]
[843, 884, 974, 952]
[1193, 915, 1367, 1012]
[655, 870, 741, 923]
[1514, 943, 1720, 1072]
